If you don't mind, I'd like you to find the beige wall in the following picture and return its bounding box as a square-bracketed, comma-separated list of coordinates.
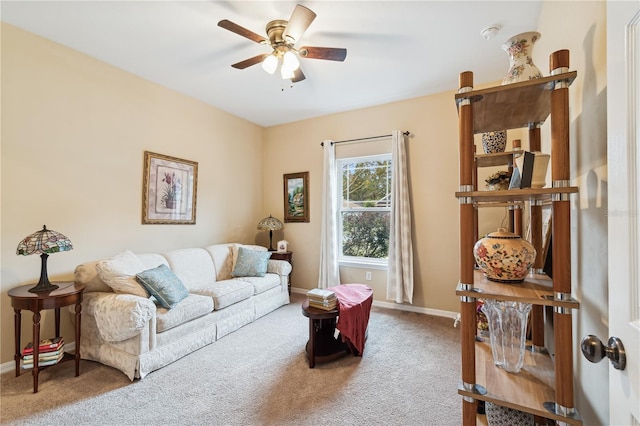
[535, 1, 608, 423]
[0, 24, 264, 364]
[263, 93, 489, 314]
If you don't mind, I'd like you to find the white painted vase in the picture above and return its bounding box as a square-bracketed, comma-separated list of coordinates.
[502, 31, 543, 84]
[514, 151, 550, 188]
[530, 152, 550, 188]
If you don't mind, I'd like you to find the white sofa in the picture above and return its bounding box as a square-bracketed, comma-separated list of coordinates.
[73, 243, 291, 380]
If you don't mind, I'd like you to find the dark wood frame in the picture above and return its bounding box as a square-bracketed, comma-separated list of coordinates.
[142, 151, 198, 224]
[283, 171, 310, 223]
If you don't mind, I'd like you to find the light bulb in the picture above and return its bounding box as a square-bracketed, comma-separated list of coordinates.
[282, 51, 300, 71]
[280, 65, 295, 80]
[261, 55, 278, 74]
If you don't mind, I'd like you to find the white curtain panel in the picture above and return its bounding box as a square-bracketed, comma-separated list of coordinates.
[318, 140, 340, 289]
[386, 130, 414, 303]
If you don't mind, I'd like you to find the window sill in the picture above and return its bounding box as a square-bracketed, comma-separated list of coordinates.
[338, 259, 388, 270]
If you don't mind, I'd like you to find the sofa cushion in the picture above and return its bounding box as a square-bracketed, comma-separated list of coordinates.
[236, 273, 281, 294]
[136, 264, 189, 309]
[155, 293, 213, 333]
[75, 261, 113, 293]
[163, 248, 217, 290]
[204, 244, 235, 281]
[191, 279, 254, 310]
[231, 247, 271, 277]
[137, 253, 170, 270]
[231, 244, 268, 270]
[96, 250, 149, 298]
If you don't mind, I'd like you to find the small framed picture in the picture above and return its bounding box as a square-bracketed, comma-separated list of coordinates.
[277, 240, 289, 253]
[142, 151, 198, 224]
[283, 171, 310, 223]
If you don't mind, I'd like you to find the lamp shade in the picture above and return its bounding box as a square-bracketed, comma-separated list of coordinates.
[257, 215, 283, 251]
[261, 54, 278, 74]
[17, 225, 73, 256]
[16, 225, 73, 293]
[257, 215, 284, 231]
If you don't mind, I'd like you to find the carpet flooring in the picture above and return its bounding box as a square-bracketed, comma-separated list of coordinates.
[1, 293, 462, 425]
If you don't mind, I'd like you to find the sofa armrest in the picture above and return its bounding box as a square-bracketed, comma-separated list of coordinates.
[81, 292, 156, 342]
[267, 259, 292, 276]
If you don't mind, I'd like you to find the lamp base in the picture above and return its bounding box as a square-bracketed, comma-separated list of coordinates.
[28, 282, 59, 293]
[28, 253, 59, 293]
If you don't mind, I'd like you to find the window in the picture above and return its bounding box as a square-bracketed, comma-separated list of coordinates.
[337, 154, 392, 266]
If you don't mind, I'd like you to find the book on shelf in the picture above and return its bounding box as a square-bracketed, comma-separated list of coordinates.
[22, 337, 64, 355]
[22, 345, 65, 361]
[22, 350, 64, 369]
[514, 151, 535, 189]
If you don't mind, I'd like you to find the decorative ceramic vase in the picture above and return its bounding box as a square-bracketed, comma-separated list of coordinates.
[481, 131, 508, 154]
[530, 152, 550, 188]
[502, 31, 543, 84]
[473, 228, 536, 283]
[481, 299, 532, 373]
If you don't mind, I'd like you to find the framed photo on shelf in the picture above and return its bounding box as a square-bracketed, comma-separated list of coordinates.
[142, 151, 198, 224]
[277, 240, 289, 253]
[283, 171, 309, 223]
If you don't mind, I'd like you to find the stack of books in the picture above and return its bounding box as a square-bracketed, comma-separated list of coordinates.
[307, 288, 338, 311]
[22, 337, 65, 369]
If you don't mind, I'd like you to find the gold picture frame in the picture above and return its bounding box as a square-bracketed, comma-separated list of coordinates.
[283, 171, 309, 223]
[142, 151, 198, 224]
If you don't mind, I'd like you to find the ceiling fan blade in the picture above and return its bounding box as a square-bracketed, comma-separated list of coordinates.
[299, 46, 347, 62]
[231, 54, 270, 69]
[283, 5, 317, 44]
[291, 68, 306, 83]
[218, 19, 268, 45]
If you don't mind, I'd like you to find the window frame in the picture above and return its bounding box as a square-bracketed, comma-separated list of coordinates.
[336, 153, 392, 268]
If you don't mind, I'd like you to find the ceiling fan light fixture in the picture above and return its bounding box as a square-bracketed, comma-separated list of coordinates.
[282, 51, 300, 71]
[261, 54, 278, 74]
[280, 65, 295, 80]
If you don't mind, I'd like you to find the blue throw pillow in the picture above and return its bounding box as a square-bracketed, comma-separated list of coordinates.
[231, 247, 272, 277]
[136, 264, 189, 309]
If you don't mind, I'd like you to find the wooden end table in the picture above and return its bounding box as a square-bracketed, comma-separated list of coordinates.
[301, 299, 348, 368]
[8, 281, 85, 393]
[270, 250, 292, 294]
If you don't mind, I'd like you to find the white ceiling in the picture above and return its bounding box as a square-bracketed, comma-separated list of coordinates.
[1, 1, 543, 127]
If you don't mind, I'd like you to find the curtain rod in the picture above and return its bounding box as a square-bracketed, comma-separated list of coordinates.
[320, 131, 410, 146]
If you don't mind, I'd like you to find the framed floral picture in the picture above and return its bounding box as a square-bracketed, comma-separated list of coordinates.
[142, 151, 198, 224]
[283, 171, 309, 223]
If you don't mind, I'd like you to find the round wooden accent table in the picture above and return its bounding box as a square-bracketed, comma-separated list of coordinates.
[301, 299, 348, 368]
[8, 281, 85, 393]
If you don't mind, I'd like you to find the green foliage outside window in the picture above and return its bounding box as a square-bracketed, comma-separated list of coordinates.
[340, 157, 391, 259]
[342, 211, 390, 258]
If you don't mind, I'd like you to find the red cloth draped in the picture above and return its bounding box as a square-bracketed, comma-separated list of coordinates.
[331, 284, 373, 356]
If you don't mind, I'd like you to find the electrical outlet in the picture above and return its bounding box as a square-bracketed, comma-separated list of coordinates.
[365, 271, 372, 281]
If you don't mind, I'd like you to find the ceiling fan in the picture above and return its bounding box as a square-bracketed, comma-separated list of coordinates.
[218, 4, 347, 83]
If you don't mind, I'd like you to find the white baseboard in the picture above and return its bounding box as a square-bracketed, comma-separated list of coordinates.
[291, 287, 459, 319]
[0, 341, 75, 375]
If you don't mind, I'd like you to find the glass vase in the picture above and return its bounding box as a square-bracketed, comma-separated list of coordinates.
[481, 299, 532, 373]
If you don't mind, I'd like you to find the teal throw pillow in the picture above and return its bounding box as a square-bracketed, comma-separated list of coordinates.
[136, 264, 189, 309]
[231, 247, 272, 277]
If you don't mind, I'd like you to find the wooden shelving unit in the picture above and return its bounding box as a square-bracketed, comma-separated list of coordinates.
[455, 50, 581, 425]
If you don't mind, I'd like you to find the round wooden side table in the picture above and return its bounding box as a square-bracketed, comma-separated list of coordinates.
[8, 281, 85, 393]
[301, 299, 348, 368]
